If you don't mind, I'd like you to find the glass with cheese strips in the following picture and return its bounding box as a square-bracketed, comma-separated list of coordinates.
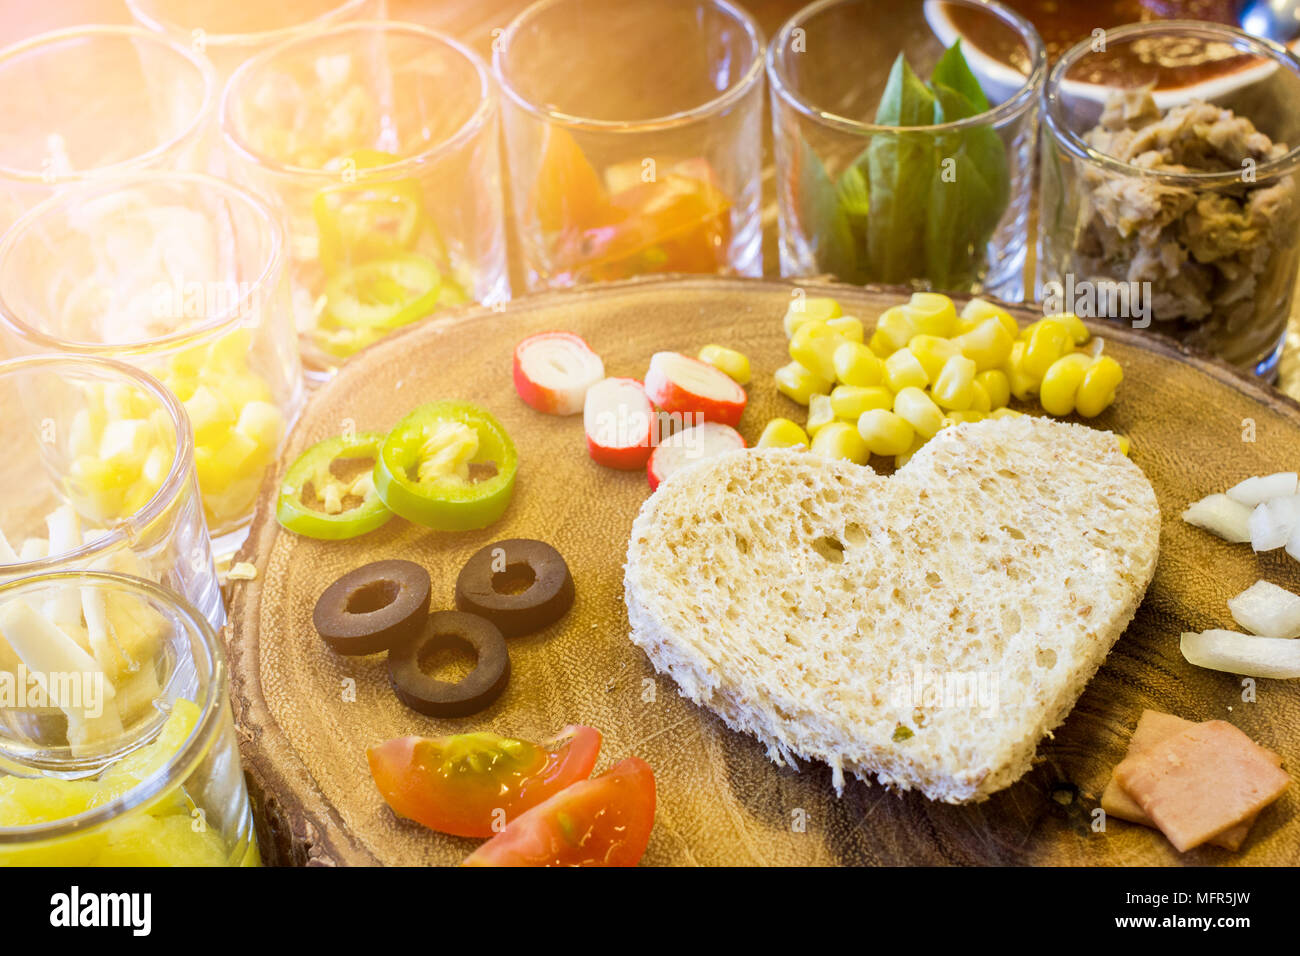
[0, 174, 304, 557]
[0, 356, 220, 632]
[0, 571, 258, 866]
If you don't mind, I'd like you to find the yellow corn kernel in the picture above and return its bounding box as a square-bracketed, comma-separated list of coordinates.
[1021, 319, 1072, 381]
[931, 355, 977, 411]
[857, 409, 915, 457]
[870, 306, 918, 356]
[884, 348, 929, 392]
[1039, 352, 1092, 417]
[895, 434, 928, 468]
[989, 407, 1023, 420]
[893, 386, 945, 439]
[903, 292, 958, 338]
[825, 315, 865, 343]
[1113, 432, 1132, 456]
[832, 341, 884, 387]
[953, 317, 1015, 371]
[907, 334, 962, 382]
[789, 320, 846, 382]
[1047, 312, 1090, 345]
[1005, 341, 1038, 400]
[944, 410, 988, 426]
[1075, 355, 1123, 418]
[961, 297, 1019, 340]
[697, 344, 752, 385]
[830, 385, 893, 420]
[968, 379, 992, 413]
[757, 417, 809, 449]
[783, 296, 842, 338]
[810, 421, 869, 465]
[806, 393, 835, 437]
[975, 369, 1010, 410]
[775, 360, 832, 406]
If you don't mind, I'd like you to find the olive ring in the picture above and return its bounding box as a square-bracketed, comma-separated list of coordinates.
[313, 560, 431, 655]
[387, 611, 511, 717]
[454, 538, 575, 638]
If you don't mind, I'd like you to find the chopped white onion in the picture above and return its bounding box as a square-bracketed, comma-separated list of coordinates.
[1182, 493, 1253, 543]
[1226, 471, 1298, 506]
[1181, 629, 1300, 679]
[1228, 581, 1300, 639]
[1249, 499, 1296, 552]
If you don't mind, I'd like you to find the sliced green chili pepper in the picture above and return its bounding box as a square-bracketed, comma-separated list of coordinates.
[323, 254, 442, 332]
[276, 432, 394, 540]
[374, 401, 517, 531]
[313, 149, 426, 274]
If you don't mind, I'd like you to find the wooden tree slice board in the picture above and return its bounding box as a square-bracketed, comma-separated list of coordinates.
[227, 275, 1300, 866]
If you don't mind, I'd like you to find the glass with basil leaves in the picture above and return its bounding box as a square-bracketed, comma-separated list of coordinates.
[767, 0, 1046, 300]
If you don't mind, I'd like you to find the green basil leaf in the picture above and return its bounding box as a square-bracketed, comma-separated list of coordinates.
[794, 136, 860, 280]
[930, 39, 990, 115]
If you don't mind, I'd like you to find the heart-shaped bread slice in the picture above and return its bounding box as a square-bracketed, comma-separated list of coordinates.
[624, 416, 1160, 803]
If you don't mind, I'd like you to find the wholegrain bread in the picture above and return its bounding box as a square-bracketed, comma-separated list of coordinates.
[623, 416, 1161, 803]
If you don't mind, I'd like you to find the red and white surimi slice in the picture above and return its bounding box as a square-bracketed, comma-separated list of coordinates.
[647, 421, 746, 491]
[584, 377, 654, 470]
[513, 331, 605, 415]
[644, 351, 746, 427]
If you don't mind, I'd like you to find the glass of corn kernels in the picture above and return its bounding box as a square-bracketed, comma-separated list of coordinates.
[0, 173, 304, 558]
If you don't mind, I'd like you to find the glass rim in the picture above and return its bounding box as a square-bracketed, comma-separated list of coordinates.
[0, 24, 215, 185]
[0, 354, 196, 576]
[1045, 19, 1300, 186]
[493, 0, 766, 133]
[220, 20, 495, 181]
[767, 0, 1047, 135]
[126, 0, 372, 49]
[0, 170, 285, 352]
[0, 570, 225, 845]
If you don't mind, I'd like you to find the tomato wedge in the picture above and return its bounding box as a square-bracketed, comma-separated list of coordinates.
[367, 727, 601, 838]
[463, 756, 656, 867]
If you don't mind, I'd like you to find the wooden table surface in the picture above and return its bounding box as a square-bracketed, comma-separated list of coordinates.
[2, 0, 1297, 398]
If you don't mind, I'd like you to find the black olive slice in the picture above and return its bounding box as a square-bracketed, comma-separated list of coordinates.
[454, 538, 575, 638]
[387, 611, 510, 717]
[313, 560, 431, 655]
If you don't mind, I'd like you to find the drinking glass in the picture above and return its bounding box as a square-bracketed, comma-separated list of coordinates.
[0, 571, 258, 866]
[767, 0, 1045, 300]
[0, 174, 304, 556]
[0, 25, 214, 233]
[495, 0, 766, 290]
[1040, 21, 1300, 378]
[222, 21, 508, 376]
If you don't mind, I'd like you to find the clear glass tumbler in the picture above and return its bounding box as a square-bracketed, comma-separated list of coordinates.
[221, 20, 508, 376]
[0, 26, 215, 233]
[495, 0, 766, 290]
[0, 356, 221, 630]
[0, 571, 258, 866]
[767, 0, 1045, 300]
[126, 0, 384, 81]
[1039, 21, 1300, 378]
[0, 174, 304, 556]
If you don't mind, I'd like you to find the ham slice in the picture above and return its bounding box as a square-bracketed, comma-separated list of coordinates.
[1100, 710, 1281, 851]
[1113, 719, 1291, 853]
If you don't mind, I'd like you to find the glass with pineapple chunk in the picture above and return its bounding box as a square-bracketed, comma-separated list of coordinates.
[220, 21, 508, 378]
[0, 356, 220, 630]
[0, 173, 304, 557]
[0, 571, 258, 866]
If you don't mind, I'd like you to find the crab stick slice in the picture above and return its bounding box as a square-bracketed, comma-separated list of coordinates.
[644, 351, 746, 428]
[647, 421, 746, 491]
[513, 331, 605, 416]
[584, 377, 654, 470]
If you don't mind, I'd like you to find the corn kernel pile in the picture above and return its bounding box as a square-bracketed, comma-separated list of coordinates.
[762, 293, 1126, 466]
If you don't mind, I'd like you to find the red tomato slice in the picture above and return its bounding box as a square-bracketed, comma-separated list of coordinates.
[367, 726, 601, 838]
[463, 756, 656, 867]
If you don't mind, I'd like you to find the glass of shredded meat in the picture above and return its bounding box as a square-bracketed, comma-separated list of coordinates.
[1039, 21, 1300, 378]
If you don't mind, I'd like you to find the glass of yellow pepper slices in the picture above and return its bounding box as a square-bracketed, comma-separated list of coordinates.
[0, 355, 223, 631]
[0, 173, 305, 554]
[0, 571, 258, 866]
[220, 22, 510, 375]
[765, 293, 1127, 466]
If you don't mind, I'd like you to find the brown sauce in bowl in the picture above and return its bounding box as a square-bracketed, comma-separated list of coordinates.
[948, 0, 1253, 89]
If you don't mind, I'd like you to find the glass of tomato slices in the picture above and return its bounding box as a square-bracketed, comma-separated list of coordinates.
[221, 21, 509, 377]
[0, 173, 304, 559]
[0, 26, 214, 233]
[0, 571, 258, 866]
[494, 0, 766, 289]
